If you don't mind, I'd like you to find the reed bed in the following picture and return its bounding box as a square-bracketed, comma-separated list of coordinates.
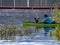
[0, 24, 37, 40]
[53, 25, 60, 41]
[48, 25, 60, 41]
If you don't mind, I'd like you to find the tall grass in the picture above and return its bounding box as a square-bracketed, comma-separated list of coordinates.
[49, 25, 60, 41]
[0, 24, 38, 40]
[0, 24, 25, 40]
[53, 25, 60, 41]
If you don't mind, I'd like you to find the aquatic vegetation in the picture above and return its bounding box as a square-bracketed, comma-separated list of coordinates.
[48, 25, 60, 41]
[49, 25, 60, 41]
[51, 6, 60, 41]
[53, 25, 60, 41]
[0, 24, 24, 40]
[0, 24, 40, 40]
[52, 6, 60, 23]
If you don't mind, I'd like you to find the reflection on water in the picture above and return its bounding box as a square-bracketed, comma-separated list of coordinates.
[0, 9, 60, 45]
[0, 24, 39, 40]
[0, 24, 56, 42]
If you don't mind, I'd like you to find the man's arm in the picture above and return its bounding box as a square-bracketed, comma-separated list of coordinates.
[42, 18, 46, 23]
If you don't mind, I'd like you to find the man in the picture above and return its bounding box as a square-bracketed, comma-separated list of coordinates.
[42, 14, 55, 36]
[42, 14, 53, 24]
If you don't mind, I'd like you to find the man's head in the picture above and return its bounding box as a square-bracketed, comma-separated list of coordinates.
[44, 14, 48, 17]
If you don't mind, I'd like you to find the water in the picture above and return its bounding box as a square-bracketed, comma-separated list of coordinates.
[0, 9, 60, 45]
[0, 27, 60, 45]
